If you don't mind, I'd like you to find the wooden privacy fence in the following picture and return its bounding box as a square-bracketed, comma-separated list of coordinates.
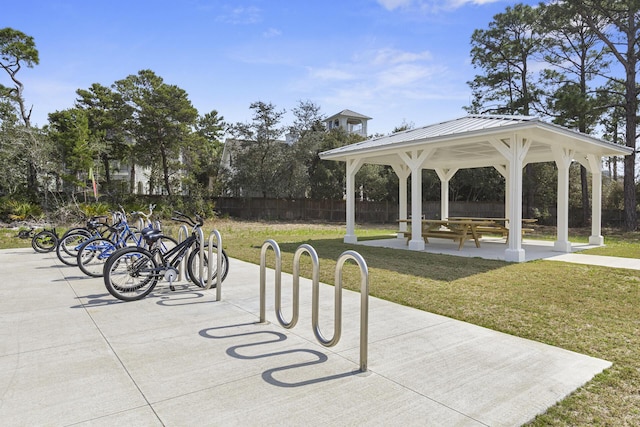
[214, 197, 627, 227]
[215, 198, 506, 224]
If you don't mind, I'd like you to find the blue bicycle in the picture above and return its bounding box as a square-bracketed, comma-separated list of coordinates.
[76, 206, 175, 277]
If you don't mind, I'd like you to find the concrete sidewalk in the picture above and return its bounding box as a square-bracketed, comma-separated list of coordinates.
[0, 248, 610, 426]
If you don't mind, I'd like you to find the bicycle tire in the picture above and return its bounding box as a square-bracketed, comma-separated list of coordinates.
[32, 230, 58, 253]
[103, 246, 159, 301]
[59, 227, 92, 240]
[187, 243, 229, 288]
[77, 237, 118, 277]
[56, 232, 90, 266]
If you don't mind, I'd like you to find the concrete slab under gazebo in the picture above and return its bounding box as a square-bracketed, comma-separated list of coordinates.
[319, 115, 633, 262]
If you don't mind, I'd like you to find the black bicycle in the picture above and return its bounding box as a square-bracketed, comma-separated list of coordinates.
[16, 226, 60, 253]
[102, 212, 229, 301]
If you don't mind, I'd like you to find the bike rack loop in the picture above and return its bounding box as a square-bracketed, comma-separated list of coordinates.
[258, 239, 370, 372]
[177, 224, 190, 281]
[335, 250, 369, 372]
[204, 230, 223, 301]
[259, 239, 282, 324]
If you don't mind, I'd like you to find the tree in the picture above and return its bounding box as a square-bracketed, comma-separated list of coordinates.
[75, 83, 132, 192]
[224, 101, 288, 197]
[48, 108, 95, 193]
[114, 70, 198, 196]
[308, 128, 362, 199]
[467, 4, 545, 116]
[0, 28, 40, 196]
[538, 3, 611, 225]
[564, 0, 640, 230]
[287, 100, 326, 198]
[599, 81, 628, 182]
[466, 3, 547, 217]
[0, 28, 38, 127]
[183, 110, 226, 195]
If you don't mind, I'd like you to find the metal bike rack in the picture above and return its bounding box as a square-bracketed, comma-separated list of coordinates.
[335, 250, 369, 372]
[259, 239, 281, 324]
[177, 224, 190, 281]
[259, 239, 370, 372]
[205, 230, 223, 300]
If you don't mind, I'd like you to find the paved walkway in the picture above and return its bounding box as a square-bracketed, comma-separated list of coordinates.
[0, 248, 613, 426]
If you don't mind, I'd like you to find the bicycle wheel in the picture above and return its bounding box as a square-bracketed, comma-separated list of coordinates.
[59, 227, 92, 240]
[103, 246, 159, 301]
[32, 230, 58, 253]
[187, 244, 229, 288]
[56, 232, 90, 266]
[77, 237, 118, 277]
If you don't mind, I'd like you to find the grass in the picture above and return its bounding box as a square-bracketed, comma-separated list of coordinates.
[3, 219, 640, 425]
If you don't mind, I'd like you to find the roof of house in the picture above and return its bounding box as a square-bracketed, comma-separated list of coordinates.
[324, 109, 373, 121]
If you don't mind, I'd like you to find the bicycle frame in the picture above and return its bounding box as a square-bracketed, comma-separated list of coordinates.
[127, 213, 202, 281]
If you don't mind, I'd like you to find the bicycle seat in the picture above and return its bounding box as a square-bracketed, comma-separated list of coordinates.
[142, 228, 163, 244]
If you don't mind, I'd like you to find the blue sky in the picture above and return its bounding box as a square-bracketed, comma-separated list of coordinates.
[5, 0, 537, 136]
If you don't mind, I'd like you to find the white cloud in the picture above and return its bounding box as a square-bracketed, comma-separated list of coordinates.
[307, 67, 355, 81]
[377, 0, 502, 13]
[377, 63, 441, 87]
[216, 6, 262, 24]
[293, 46, 453, 113]
[371, 48, 432, 65]
[377, 0, 413, 11]
[263, 28, 282, 38]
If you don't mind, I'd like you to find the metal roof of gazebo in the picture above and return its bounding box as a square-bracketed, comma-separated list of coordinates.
[320, 115, 629, 167]
[319, 115, 632, 262]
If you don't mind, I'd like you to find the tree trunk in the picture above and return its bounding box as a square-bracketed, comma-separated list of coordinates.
[161, 150, 172, 196]
[623, 16, 638, 231]
[129, 162, 136, 194]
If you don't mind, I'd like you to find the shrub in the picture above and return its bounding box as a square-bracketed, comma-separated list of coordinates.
[3, 199, 43, 222]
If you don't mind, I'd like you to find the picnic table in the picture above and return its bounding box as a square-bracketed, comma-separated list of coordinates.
[398, 219, 495, 250]
[447, 217, 537, 242]
[398, 217, 538, 249]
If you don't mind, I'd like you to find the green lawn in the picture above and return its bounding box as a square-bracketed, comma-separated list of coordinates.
[3, 220, 640, 425]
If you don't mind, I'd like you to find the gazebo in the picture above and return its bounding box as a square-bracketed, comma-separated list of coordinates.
[319, 115, 633, 262]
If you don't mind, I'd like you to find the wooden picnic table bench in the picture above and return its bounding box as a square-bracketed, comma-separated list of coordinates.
[447, 217, 537, 242]
[398, 219, 495, 250]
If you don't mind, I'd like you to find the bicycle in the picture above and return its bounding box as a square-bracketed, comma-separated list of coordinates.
[16, 226, 60, 253]
[76, 206, 176, 277]
[56, 216, 114, 266]
[102, 212, 229, 301]
[31, 228, 59, 253]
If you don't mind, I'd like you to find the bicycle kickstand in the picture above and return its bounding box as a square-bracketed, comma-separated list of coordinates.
[164, 267, 179, 291]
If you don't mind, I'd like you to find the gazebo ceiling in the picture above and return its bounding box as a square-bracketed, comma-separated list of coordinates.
[319, 115, 633, 170]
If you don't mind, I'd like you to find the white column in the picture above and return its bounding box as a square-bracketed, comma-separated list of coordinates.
[435, 168, 458, 220]
[399, 149, 433, 251]
[344, 158, 363, 244]
[392, 163, 410, 238]
[587, 154, 604, 245]
[553, 147, 573, 252]
[409, 167, 424, 250]
[506, 138, 531, 261]
[490, 137, 530, 262]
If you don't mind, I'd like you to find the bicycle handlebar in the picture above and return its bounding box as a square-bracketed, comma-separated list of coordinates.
[170, 211, 203, 227]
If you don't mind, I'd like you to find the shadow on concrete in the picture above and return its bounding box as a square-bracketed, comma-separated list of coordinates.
[200, 322, 360, 387]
